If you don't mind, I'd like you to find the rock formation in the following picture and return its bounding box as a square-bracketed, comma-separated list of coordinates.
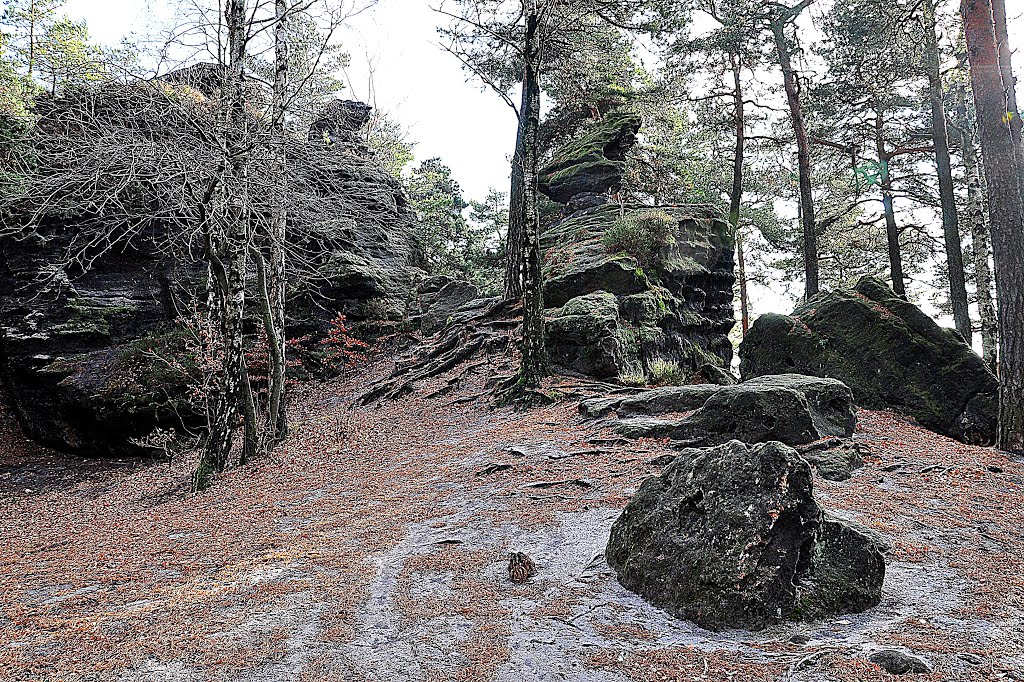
[740, 277, 998, 444]
[417, 276, 486, 336]
[539, 114, 735, 381]
[606, 440, 886, 631]
[0, 80, 422, 457]
[538, 111, 640, 205]
[585, 374, 857, 448]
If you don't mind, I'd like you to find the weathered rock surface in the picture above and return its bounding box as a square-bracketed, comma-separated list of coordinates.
[535, 112, 735, 382]
[0, 89, 422, 457]
[797, 439, 868, 481]
[612, 374, 857, 448]
[417, 277, 481, 336]
[740, 277, 997, 444]
[801, 515, 886, 620]
[868, 649, 932, 675]
[538, 111, 640, 205]
[579, 384, 721, 418]
[542, 205, 735, 382]
[606, 440, 885, 631]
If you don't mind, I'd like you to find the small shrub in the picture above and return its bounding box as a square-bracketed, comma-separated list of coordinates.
[602, 210, 677, 268]
[647, 359, 688, 386]
[321, 313, 370, 370]
[617, 369, 647, 387]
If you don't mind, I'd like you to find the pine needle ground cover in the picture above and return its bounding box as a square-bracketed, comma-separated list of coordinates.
[1, 358, 1022, 681]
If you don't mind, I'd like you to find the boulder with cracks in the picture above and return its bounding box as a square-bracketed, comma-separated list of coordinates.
[606, 440, 885, 631]
[608, 374, 856, 448]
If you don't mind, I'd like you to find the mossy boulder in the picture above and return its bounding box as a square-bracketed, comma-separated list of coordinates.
[542, 204, 735, 382]
[546, 291, 640, 378]
[538, 111, 640, 204]
[612, 374, 857, 448]
[740, 277, 998, 444]
[1, 95, 423, 457]
[606, 440, 884, 631]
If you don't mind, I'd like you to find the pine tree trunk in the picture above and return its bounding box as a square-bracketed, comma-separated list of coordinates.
[737, 230, 750, 337]
[504, 41, 530, 302]
[517, 7, 548, 388]
[925, 0, 973, 341]
[874, 110, 906, 298]
[955, 82, 999, 369]
[991, 0, 1022, 160]
[771, 14, 819, 299]
[728, 52, 749, 336]
[962, 0, 1024, 454]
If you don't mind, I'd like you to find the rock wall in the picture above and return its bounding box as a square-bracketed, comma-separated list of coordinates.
[538, 114, 735, 381]
[0, 88, 422, 457]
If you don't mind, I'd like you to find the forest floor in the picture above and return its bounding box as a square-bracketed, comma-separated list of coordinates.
[2, 357, 1024, 682]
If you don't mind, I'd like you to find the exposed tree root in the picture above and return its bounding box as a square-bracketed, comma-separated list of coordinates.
[359, 299, 519, 405]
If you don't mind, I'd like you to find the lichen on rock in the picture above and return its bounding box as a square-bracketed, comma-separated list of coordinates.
[740, 276, 998, 444]
[606, 439, 885, 632]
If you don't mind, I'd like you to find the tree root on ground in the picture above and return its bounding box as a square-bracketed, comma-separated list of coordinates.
[358, 299, 519, 405]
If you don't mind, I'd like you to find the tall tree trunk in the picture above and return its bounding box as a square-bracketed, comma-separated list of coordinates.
[955, 81, 999, 369]
[728, 51, 749, 335]
[266, 0, 289, 445]
[991, 0, 1022, 161]
[194, 0, 257, 487]
[736, 230, 750, 336]
[874, 110, 906, 298]
[504, 54, 529, 301]
[27, 0, 35, 80]
[924, 0, 973, 341]
[771, 12, 819, 299]
[962, 0, 1024, 454]
[516, 6, 548, 388]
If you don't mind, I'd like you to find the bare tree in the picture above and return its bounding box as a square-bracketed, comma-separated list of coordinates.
[1, 0, 386, 487]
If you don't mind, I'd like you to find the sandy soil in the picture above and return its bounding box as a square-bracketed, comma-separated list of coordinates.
[2, 362, 1023, 681]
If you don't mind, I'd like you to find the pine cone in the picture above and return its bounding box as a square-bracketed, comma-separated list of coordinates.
[508, 551, 538, 584]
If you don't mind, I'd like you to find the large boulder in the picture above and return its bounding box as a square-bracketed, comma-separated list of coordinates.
[614, 374, 857, 448]
[740, 277, 997, 444]
[0, 88, 422, 457]
[606, 440, 885, 631]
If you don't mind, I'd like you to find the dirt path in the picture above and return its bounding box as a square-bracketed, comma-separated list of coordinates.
[2, 364, 1023, 681]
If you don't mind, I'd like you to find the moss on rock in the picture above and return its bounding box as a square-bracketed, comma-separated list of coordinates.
[740, 276, 998, 444]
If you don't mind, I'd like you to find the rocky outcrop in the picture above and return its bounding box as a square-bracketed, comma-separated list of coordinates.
[579, 384, 722, 418]
[606, 440, 885, 631]
[0, 234, 199, 456]
[538, 111, 640, 205]
[740, 277, 997, 444]
[417, 276, 483, 336]
[0, 87, 422, 457]
[610, 374, 857, 448]
[538, 114, 735, 382]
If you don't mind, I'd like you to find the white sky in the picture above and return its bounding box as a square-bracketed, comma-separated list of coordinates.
[61, 0, 1024, 336]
